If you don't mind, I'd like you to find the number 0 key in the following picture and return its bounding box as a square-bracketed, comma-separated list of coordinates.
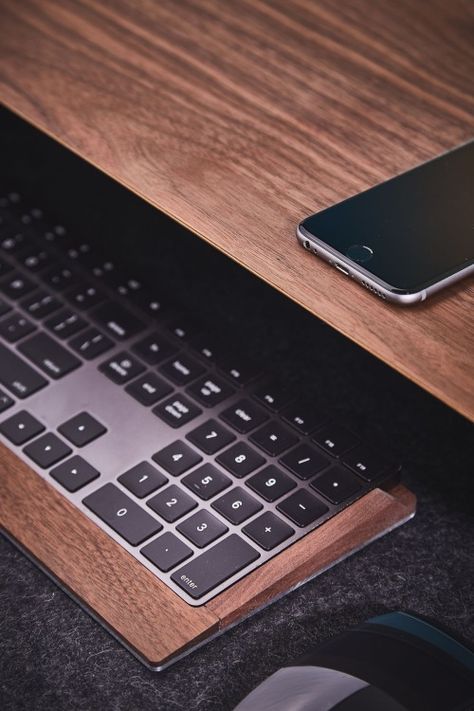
[83, 483, 162, 545]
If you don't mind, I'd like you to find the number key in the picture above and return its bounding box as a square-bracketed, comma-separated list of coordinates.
[182, 463, 231, 500]
[186, 419, 235, 454]
[216, 441, 265, 478]
[118, 461, 168, 498]
[152, 440, 202, 476]
[147, 484, 197, 522]
[83, 483, 162, 545]
[177, 510, 228, 548]
[246, 465, 296, 502]
[212, 487, 262, 525]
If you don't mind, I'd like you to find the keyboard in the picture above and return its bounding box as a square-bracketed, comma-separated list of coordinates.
[0, 188, 400, 605]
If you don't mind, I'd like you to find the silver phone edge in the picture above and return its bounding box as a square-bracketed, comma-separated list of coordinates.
[296, 224, 474, 306]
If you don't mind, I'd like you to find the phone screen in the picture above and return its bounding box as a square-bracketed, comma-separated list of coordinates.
[301, 141, 474, 292]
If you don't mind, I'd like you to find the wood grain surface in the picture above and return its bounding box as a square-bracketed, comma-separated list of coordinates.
[1, 442, 415, 666]
[0, 0, 473, 419]
[0, 443, 219, 667]
[208, 482, 416, 627]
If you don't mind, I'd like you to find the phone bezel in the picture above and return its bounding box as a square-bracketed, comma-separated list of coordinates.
[297, 224, 474, 305]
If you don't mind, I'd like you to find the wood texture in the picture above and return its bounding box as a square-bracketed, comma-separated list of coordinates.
[208, 483, 416, 627]
[0, 443, 219, 667]
[1, 443, 415, 666]
[0, 0, 473, 419]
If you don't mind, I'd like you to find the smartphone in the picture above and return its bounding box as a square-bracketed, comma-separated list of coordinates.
[297, 141, 474, 304]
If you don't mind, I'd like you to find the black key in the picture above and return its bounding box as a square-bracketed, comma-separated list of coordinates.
[0, 257, 13, 279]
[0, 410, 45, 445]
[246, 465, 296, 502]
[66, 283, 105, 310]
[19, 332, 81, 379]
[132, 332, 177, 365]
[125, 372, 172, 406]
[277, 489, 328, 527]
[171, 534, 259, 600]
[0, 297, 12, 317]
[166, 316, 200, 342]
[107, 271, 143, 298]
[281, 401, 326, 435]
[141, 532, 192, 573]
[147, 484, 197, 522]
[186, 419, 235, 454]
[50, 455, 100, 492]
[159, 354, 205, 386]
[243, 511, 294, 551]
[250, 421, 298, 456]
[24, 433, 72, 468]
[279, 443, 329, 480]
[0, 388, 14, 413]
[252, 379, 291, 412]
[189, 333, 222, 363]
[311, 465, 363, 505]
[99, 352, 145, 384]
[152, 440, 202, 476]
[17, 248, 52, 272]
[131, 289, 165, 318]
[182, 463, 231, 500]
[216, 441, 265, 478]
[0, 312, 36, 342]
[118, 461, 168, 498]
[1, 232, 32, 254]
[312, 424, 360, 457]
[69, 328, 113, 359]
[218, 353, 259, 387]
[43, 266, 79, 291]
[0, 272, 35, 299]
[91, 301, 145, 340]
[86, 257, 116, 281]
[343, 445, 390, 482]
[58, 412, 107, 447]
[66, 242, 93, 263]
[187, 374, 235, 407]
[20, 290, 61, 320]
[220, 398, 269, 433]
[45, 309, 87, 339]
[83, 483, 162, 545]
[212, 486, 262, 525]
[41, 224, 69, 246]
[177, 510, 228, 548]
[153, 395, 201, 428]
[0, 343, 48, 398]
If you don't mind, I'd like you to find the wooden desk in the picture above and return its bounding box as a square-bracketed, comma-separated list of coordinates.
[0, 0, 472, 419]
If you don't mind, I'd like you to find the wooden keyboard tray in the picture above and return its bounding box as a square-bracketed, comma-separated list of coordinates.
[0, 442, 416, 669]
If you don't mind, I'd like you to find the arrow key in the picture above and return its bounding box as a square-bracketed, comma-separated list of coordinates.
[24, 432, 72, 468]
[50, 455, 100, 492]
[58, 412, 107, 447]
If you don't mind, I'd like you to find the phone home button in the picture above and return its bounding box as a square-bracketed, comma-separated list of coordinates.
[346, 244, 373, 263]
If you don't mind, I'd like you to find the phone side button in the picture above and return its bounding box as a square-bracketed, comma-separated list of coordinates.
[334, 264, 350, 276]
